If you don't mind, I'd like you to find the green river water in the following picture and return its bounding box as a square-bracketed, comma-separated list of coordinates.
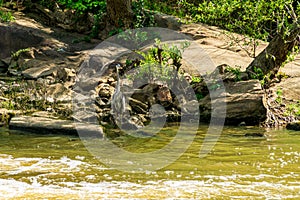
[0, 125, 300, 199]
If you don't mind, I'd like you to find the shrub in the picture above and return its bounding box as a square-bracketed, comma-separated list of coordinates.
[144, 0, 299, 41]
[126, 39, 191, 82]
[0, 0, 15, 22]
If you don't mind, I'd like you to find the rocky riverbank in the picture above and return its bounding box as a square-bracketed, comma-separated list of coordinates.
[1, 7, 300, 135]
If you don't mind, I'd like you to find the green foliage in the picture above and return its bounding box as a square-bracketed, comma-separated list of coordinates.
[108, 28, 123, 37]
[0, 10, 14, 22]
[0, 100, 14, 110]
[225, 65, 241, 81]
[285, 101, 300, 117]
[11, 48, 31, 60]
[55, 0, 106, 13]
[195, 93, 204, 100]
[132, 0, 156, 28]
[180, 0, 298, 41]
[35, 0, 106, 38]
[283, 45, 300, 66]
[275, 88, 283, 104]
[127, 39, 190, 82]
[90, 13, 103, 38]
[191, 76, 202, 84]
[249, 66, 276, 88]
[249, 66, 264, 80]
[0, 0, 14, 22]
[143, 0, 181, 17]
[146, 0, 299, 41]
[276, 72, 289, 82]
[117, 30, 149, 48]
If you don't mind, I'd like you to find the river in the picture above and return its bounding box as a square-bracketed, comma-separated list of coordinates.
[0, 125, 300, 199]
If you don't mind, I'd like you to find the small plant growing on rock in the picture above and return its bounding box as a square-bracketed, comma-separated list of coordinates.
[0, 10, 14, 22]
[225, 65, 242, 81]
[191, 76, 202, 84]
[275, 88, 283, 104]
[11, 48, 31, 60]
[249, 66, 264, 80]
[127, 39, 191, 82]
[285, 101, 300, 117]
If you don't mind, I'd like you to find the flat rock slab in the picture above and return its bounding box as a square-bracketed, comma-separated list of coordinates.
[9, 116, 103, 137]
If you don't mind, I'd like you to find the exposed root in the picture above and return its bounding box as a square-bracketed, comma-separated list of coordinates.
[261, 89, 296, 128]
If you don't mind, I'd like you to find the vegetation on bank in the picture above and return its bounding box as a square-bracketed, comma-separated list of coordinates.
[145, 0, 300, 40]
[2, 0, 299, 41]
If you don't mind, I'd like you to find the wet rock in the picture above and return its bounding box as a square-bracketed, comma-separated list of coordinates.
[31, 111, 59, 119]
[286, 121, 300, 131]
[244, 132, 265, 137]
[9, 115, 104, 137]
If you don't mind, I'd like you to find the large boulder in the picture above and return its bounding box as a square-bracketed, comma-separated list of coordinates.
[0, 25, 44, 59]
[154, 13, 181, 30]
[200, 79, 266, 125]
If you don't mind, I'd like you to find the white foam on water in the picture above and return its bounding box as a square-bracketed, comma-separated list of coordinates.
[0, 177, 299, 199]
[1, 154, 300, 199]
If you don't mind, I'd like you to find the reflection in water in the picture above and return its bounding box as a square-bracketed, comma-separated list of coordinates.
[0, 126, 300, 199]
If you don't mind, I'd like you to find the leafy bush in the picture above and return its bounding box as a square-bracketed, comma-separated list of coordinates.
[0, 10, 14, 22]
[183, 0, 299, 41]
[127, 39, 190, 82]
[144, 0, 299, 41]
[0, 0, 15, 22]
[42, 0, 107, 14]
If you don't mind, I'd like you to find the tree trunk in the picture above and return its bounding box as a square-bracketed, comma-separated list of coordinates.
[246, 21, 300, 77]
[106, 0, 133, 28]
